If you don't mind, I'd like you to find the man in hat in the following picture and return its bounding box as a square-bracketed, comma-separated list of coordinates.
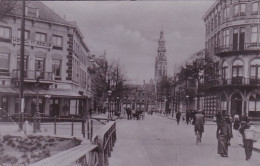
[194, 110, 205, 143]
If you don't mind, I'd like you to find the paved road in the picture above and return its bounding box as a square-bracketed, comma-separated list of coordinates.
[109, 115, 260, 166]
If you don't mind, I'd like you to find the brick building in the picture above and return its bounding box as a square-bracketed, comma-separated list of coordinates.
[0, 1, 94, 120]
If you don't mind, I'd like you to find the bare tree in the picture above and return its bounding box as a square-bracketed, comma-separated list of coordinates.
[0, 0, 17, 22]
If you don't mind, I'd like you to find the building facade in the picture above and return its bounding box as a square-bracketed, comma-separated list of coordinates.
[0, 1, 93, 120]
[203, 0, 260, 120]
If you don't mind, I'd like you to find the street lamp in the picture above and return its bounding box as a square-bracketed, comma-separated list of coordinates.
[186, 95, 189, 113]
[33, 76, 41, 133]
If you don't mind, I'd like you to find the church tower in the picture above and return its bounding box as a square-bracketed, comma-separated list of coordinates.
[155, 31, 167, 83]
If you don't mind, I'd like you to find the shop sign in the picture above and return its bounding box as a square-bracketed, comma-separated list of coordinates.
[12, 37, 52, 49]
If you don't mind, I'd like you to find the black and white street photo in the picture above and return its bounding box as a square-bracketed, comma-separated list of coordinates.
[0, 0, 260, 165]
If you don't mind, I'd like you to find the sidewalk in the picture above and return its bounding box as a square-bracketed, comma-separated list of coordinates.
[156, 114, 260, 151]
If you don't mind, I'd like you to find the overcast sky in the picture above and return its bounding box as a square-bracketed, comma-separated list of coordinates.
[43, 1, 215, 84]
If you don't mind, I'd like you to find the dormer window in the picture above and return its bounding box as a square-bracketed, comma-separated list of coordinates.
[25, 6, 39, 18]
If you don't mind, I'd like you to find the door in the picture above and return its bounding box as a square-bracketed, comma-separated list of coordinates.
[231, 94, 242, 117]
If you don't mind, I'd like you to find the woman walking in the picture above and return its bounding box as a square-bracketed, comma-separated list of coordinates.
[216, 113, 233, 157]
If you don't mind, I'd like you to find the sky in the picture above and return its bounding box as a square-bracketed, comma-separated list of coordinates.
[43, 1, 215, 84]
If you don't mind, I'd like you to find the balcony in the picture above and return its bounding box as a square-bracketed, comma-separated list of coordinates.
[203, 77, 260, 89]
[12, 69, 54, 83]
[215, 43, 260, 55]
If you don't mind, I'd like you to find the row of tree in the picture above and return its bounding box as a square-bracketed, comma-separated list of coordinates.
[158, 53, 219, 113]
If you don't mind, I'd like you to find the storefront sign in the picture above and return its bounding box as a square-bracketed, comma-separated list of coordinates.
[12, 37, 52, 49]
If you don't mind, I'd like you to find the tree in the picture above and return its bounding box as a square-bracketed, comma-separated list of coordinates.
[0, 0, 17, 22]
[177, 55, 219, 110]
[91, 57, 127, 111]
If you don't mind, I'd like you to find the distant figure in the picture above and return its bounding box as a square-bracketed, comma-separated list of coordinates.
[63, 104, 69, 116]
[186, 111, 190, 125]
[194, 110, 205, 143]
[217, 112, 232, 157]
[132, 108, 136, 120]
[233, 113, 240, 130]
[176, 111, 181, 125]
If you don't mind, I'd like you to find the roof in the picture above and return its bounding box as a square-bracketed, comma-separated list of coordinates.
[11, 1, 69, 25]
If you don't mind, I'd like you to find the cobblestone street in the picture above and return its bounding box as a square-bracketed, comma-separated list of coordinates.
[109, 115, 260, 166]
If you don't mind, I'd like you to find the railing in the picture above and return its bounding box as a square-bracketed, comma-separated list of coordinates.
[31, 119, 116, 166]
[92, 121, 116, 166]
[12, 69, 53, 81]
[203, 78, 260, 88]
[215, 43, 260, 55]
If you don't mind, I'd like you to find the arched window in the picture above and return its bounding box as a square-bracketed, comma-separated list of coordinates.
[250, 59, 260, 80]
[249, 93, 260, 112]
[222, 61, 228, 79]
[232, 60, 243, 78]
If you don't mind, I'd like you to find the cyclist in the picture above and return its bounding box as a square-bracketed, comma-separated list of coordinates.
[194, 110, 205, 145]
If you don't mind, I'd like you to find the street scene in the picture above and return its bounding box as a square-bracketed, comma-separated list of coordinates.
[0, 0, 260, 166]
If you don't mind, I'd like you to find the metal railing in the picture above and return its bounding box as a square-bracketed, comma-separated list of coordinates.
[215, 43, 260, 54]
[92, 121, 116, 166]
[203, 78, 260, 88]
[12, 69, 53, 81]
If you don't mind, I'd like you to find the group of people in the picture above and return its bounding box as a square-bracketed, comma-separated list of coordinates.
[125, 107, 144, 120]
[216, 111, 255, 160]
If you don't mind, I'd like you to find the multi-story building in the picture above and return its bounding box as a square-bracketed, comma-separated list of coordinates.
[203, 0, 260, 120]
[0, 1, 93, 120]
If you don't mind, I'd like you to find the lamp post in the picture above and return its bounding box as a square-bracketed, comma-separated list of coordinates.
[33, 76, 41, 133]
[186, 95, 189, 114]
[108, 90, 112, 119]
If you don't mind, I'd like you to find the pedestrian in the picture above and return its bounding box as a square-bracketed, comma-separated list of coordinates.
[186, 111, 190, 125]
[216, 110, 222, 126]
[216, 111, 232, 157]
[240, 113, 249, 123]
[233, 113, 240, 130]
[176, 111, 181, 125]
[239, 122, 256, 160]
[194, 110, 205, 143]
[132, 108, 136, 120]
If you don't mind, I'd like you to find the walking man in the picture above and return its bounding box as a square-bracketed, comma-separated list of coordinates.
[194, 110, 205, 143]
[176, 111, 181, 125]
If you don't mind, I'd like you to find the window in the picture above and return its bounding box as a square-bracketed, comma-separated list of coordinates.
[234, 4, 239, 16]
[249, 94, 260, 112]
[252, 2, 258, 15]
[52, 60, 61, 80]
[17, 55, 28, 70]
[35, 32, 46, 42]
[240, 4, 246, 16]
[222, 61, 228, 79]
[223, 29, 230, 47]
[35, 58, 45, 71]
[232, 60, 243, 77]
[51, 35, 62, 46]
[224, 7, 230, 20]
[18, 30, 30, 40]
[0, 26, 11, 38]
[25, 6, 39, 18]
[218, 12, 221, 26]
[251, 26, 258, 43]
[0, 53, 9, 76]
[250, 59, 260, 79]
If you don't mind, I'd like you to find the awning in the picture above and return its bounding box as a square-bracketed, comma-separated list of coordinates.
[0, 87, 86, 99]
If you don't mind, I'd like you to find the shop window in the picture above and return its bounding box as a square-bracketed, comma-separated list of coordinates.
[0, 53, 9, 76]
[0, 26, 11, 39]
[249, 94, 260, 112]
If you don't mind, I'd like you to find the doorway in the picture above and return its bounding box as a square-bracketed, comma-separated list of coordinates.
[231, 93, 242, 117]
